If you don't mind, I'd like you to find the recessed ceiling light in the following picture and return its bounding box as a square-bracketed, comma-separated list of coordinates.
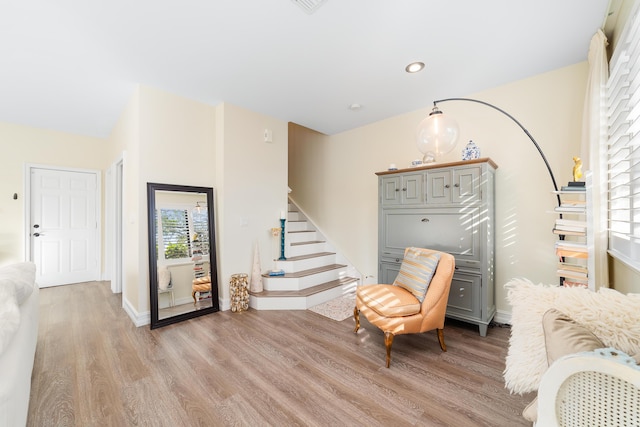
[405, 62, 425, 73]
[349, 103, 362, 111]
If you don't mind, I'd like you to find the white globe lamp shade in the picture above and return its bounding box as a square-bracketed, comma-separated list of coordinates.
[416, 108, 460, 163]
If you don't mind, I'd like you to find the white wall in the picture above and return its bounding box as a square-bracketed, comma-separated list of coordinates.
[289, 63, 588, 320]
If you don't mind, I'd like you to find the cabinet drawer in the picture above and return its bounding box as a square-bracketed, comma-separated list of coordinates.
[447, 270, 481, 318]
[381, 208, 480, 264]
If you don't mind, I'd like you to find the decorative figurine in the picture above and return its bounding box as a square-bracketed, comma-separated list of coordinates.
[462, 140, 481, 160]
[572, 156, 583, 182]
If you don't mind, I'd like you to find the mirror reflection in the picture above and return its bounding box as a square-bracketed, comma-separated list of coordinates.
[147, 183, 219, 329]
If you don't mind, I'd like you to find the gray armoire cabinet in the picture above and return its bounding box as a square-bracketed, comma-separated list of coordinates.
[376, 158, 497, 336]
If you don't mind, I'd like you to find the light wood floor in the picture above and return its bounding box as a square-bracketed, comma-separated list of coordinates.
[28, 281, 534, 426]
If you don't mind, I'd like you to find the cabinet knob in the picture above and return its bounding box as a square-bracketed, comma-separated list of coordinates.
[402, 188, 407, 191]
[395, 188, 400, 192]
[421, 218, 429, 222]
[454, 183, 460, 187]
[395, 258, 400, 262]
[445, 184, 450, 188]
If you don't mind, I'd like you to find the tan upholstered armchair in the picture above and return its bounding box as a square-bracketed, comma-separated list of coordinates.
[354, 248, 455, 368]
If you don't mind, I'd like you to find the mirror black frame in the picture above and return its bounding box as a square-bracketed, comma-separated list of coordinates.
[147, 182, 219, 329]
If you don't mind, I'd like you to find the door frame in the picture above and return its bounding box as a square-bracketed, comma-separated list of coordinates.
[105, 154, 124, 294]
[24, 163, 102, 281]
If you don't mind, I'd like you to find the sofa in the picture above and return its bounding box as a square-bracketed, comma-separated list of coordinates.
[503, 279, 640, 425]
[0, 262, 39, 427]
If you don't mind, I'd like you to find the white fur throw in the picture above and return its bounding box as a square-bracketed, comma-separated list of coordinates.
[504, 278, 640, 394]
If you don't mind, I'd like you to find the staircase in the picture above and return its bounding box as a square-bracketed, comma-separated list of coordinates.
[249, 201, 359, 310]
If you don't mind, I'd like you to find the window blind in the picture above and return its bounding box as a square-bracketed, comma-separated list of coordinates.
[607, 2, 640, 271]
[158, 208, 191, 260]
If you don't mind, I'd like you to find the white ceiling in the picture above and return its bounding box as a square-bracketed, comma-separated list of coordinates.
[0, 0, 612, 139]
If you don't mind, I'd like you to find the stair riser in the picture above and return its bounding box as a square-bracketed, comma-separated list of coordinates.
[287, 231, 318, 243]
[287, 212, 305, 221]
[287, 221, 311, 232]
[287, 242, 326, 257]
[250, 280, 357, 310]
[263, 269, 348, 291]
[274, 254, 336, 273]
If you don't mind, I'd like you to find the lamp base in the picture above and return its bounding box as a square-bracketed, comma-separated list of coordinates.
[422, 153, 436, 163]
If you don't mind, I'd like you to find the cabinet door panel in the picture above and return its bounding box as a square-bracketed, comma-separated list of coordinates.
[381, 209, 480, 262]
[381, 176, 401, 205]
[402, 173, 423, 204]
[426, 170, 451, 204]
[447, 271, 481, 318]
[453, 166, 480, 203]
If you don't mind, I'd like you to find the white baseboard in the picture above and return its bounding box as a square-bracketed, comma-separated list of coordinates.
[123, 297, 150, 327]
[494, 309, 512, 325]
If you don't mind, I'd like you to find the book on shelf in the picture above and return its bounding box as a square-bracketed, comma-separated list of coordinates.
[557, 268, 588, 280]
[560, 199, 586, 206]
[557, 261, 588, 273]
[555, 240, 587, 250]
[553, 228, 586, 236]
[554, 225, 586, 233]
[556, 248, 588, 258]
[555, 218, 587, 227]
[560, 186, 587, 192]
[554, 206, 586, 213]
[563, 279, 588, 288]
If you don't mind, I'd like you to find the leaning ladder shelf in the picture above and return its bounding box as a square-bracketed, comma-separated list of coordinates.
[551, 174, 594, 291]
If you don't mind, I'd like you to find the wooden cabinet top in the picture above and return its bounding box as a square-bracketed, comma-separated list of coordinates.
[375, 157, 498, 176]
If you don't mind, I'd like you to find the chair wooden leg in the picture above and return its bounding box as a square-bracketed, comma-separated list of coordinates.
[353, 306, 360, 333]
[384, 331, 394, 368]
[437, 328, 447, 352]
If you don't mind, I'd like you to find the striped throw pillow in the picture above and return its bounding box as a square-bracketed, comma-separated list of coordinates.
[393, 248, 441, 303]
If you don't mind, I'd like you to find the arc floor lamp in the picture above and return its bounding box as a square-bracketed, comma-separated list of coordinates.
[416, 97, 561, 207]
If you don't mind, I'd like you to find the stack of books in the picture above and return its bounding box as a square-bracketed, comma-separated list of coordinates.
[557, 262, 588, 280]
[555, 240, 588, 258]
[554, 218, 587, 235]
[560, 182, 586, 191]
[554, 199, 586, 214]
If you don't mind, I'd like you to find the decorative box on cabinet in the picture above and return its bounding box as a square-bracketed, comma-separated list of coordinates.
[376, 158, 497, 336]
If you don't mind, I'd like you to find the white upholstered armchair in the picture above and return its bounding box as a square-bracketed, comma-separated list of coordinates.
[536, 349, 640, 426]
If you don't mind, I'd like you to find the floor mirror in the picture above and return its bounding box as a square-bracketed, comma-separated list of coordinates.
[147, 182, 219, 329]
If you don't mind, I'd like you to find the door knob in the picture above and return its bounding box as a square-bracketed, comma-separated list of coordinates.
[33, 233, 40, 237]
[33, 224, 40, 228]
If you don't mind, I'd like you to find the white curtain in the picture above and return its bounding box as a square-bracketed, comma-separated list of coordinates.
[580, 29, 609, 289]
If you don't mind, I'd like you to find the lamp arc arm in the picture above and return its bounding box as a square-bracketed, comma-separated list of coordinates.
[433, 97, 561, 207]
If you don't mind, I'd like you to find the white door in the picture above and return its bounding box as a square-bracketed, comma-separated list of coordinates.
[30, 168, 99, 287]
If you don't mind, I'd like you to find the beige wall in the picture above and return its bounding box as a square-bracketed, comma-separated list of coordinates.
[107, 87, 288, 320]
[108, 88, 141, 309]
[215, 103, 288, 303]
[289, 62, 588, 320]
[0, 122, 108, 265]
